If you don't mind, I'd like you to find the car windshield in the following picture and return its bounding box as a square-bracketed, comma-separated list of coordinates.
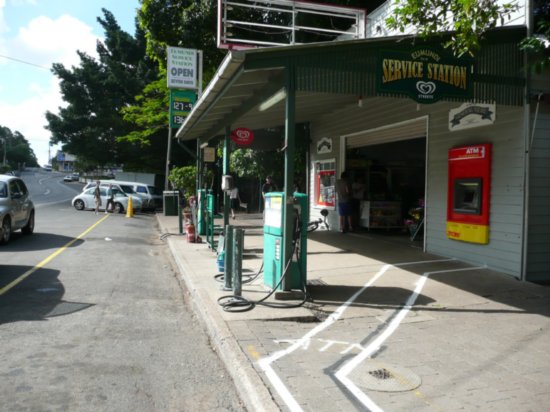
[119, 185, 135, 194]
[113, 188, 126, 197]
[0, 182, 7, 198]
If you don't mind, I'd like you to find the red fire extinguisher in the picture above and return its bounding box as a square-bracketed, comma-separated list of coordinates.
[186, 223, 196, 243]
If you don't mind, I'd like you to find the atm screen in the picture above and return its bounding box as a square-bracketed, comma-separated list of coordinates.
[453, 178, 482, 214]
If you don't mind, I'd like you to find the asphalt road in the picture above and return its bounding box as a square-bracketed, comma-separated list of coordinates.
[0, 169, 244, 411]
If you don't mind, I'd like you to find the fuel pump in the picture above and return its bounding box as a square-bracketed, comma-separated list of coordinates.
[263, 192, 308, 291]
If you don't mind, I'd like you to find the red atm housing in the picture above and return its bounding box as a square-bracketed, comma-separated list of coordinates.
[447, 143, 492, 244]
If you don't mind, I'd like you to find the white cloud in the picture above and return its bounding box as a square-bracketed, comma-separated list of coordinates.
[8, 14, 99, 68]
[0, 8, 102, 164]
[0, 76, 65, 165]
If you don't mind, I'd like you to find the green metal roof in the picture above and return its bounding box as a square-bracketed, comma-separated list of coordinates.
[176, 27, 527, 142]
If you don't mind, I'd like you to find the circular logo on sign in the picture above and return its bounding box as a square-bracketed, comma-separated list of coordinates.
[230, 127, 254, 146]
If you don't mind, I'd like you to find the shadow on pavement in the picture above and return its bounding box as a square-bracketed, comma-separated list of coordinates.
[2, 233, 84, 252]
[0, 266, 94, 324]
[308, 231, 550, 318]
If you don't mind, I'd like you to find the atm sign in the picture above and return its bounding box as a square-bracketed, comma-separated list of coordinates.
[449, 145, 487, 160]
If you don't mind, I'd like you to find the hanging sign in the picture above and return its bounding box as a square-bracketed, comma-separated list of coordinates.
[449, 103, 495, 131]
[167, 47, 197, 89]
[203, 147, 215, 163]
[316, 137, 332, 154]
[377, 47, 473, 104]
[230, 127, 254, 146]
[169, 90, 196, 129]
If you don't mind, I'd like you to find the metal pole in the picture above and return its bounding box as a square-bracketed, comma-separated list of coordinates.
[165, 127, 173, 190]
[223, 126, 231, 228]
[223, 225, 234, 291]
[198, 50, 203, 99]
[282, 64, 296, 291]
[232, 227, 244, 296]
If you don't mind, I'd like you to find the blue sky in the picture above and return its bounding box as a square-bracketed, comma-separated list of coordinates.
[0, 0, 140, 166]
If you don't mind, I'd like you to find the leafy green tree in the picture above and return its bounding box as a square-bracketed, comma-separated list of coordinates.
[0, 126, 39, 169]
[45, 9, 158, 169]
[120, 0, 224, 149]
[385, 0, 519, 56]
[520, 0, 550, 72]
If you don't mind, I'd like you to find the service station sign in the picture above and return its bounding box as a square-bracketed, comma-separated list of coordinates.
[377, 48, 473, 104]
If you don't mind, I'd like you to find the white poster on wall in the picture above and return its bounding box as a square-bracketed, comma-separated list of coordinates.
[449, 103, 495, 132]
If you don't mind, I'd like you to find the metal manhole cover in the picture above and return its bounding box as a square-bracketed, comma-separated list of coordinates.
[349, 360, 421, 392]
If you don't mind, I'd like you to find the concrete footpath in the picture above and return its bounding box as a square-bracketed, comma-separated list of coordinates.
[156, 213, 550, 412]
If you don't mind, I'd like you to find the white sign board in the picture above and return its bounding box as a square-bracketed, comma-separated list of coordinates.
[167, 47, 197, 89]
[449, 103, 495, 132]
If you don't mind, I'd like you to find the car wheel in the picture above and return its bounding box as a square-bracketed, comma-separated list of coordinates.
[21, 211, 34, 235]
[114, 202, 124, 214]
[0, 217, 11, 244]
[74, 199, 85, 210]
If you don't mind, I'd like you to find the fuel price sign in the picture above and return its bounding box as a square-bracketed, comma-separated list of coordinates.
[169, 90, 196, 129]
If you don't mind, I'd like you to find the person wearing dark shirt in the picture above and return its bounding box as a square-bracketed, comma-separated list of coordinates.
[336, 171, 353, 233]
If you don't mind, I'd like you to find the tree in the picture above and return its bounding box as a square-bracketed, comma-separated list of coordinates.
[120, 0, 224, 149]
[520, 0, 550, 72]
[45, 9, 159, 169]
[0, 126, 39, 170]
[385, 0, 519, 56]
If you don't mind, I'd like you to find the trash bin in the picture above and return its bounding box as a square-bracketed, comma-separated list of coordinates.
[163, 190, 179, 216]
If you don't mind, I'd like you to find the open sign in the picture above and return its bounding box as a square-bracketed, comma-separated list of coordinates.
[230, 127, 254, 146]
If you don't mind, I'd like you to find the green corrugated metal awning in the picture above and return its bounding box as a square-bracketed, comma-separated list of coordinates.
[176, 27, 526, 142]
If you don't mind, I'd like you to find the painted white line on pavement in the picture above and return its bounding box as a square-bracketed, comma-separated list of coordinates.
[257, 258, 456, 412]
[335, 265, 487, 411]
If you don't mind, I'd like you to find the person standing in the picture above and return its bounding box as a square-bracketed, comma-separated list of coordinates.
[93, 180, 102, 215]
[336, 171, 353, 233]
[229, 185, 241, 220]
[261, 175, 277, 201]
[105, 183, 114, 214]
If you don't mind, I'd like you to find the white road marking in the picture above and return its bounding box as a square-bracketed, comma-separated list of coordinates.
[257, 258, 456, 412]
[335, 265, 486, 411]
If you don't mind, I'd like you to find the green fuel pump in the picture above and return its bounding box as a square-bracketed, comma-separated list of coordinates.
[263, 192, 308, 291]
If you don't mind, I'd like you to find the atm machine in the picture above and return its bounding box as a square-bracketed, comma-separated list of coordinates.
[263, 192, 308, 291]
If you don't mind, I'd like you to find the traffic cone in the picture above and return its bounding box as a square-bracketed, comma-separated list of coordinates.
[126, 195, 134, 218]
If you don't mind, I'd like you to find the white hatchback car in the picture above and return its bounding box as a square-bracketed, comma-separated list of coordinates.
[0, 174, 35, 244]
[72, 186, 142, 213]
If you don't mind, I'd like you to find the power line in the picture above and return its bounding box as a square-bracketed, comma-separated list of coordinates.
[0, 54, 50, 70]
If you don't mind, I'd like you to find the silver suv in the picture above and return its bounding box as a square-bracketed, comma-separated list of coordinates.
[0, 174, 35, 244]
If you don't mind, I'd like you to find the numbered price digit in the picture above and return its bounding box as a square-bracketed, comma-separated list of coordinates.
[173, 101, 193, 112]
[173, 115, 185, 125]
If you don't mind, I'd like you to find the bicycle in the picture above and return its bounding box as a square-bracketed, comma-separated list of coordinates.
[307, 209, 329, 232]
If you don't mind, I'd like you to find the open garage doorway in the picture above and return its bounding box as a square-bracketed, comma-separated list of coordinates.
[342, 117, 428, 245]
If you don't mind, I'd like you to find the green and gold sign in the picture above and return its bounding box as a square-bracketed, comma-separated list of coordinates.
[169, 89, 196, 129]
[377, 48, 473, 104]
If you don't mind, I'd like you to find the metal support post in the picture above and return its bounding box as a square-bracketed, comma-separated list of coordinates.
[232, 227, 244, 296]
[165, 127, 173, 190]
[223, 225, 234, 291]
[223, 127, 231, 228]
[282, 64, 296, 291]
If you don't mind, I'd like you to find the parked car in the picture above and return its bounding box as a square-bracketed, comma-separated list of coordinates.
[0, 174, 35, 244]
[63, 173, 80, 182]
[83, 180, 161, 211]
[81, 181, 142, 206]
[72, 186, 142, 213]
[106, 180, 162, 210]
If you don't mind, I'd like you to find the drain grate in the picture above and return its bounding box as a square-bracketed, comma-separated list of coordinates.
[350, 360, 421, 392]
[369, 368, 393, 380]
